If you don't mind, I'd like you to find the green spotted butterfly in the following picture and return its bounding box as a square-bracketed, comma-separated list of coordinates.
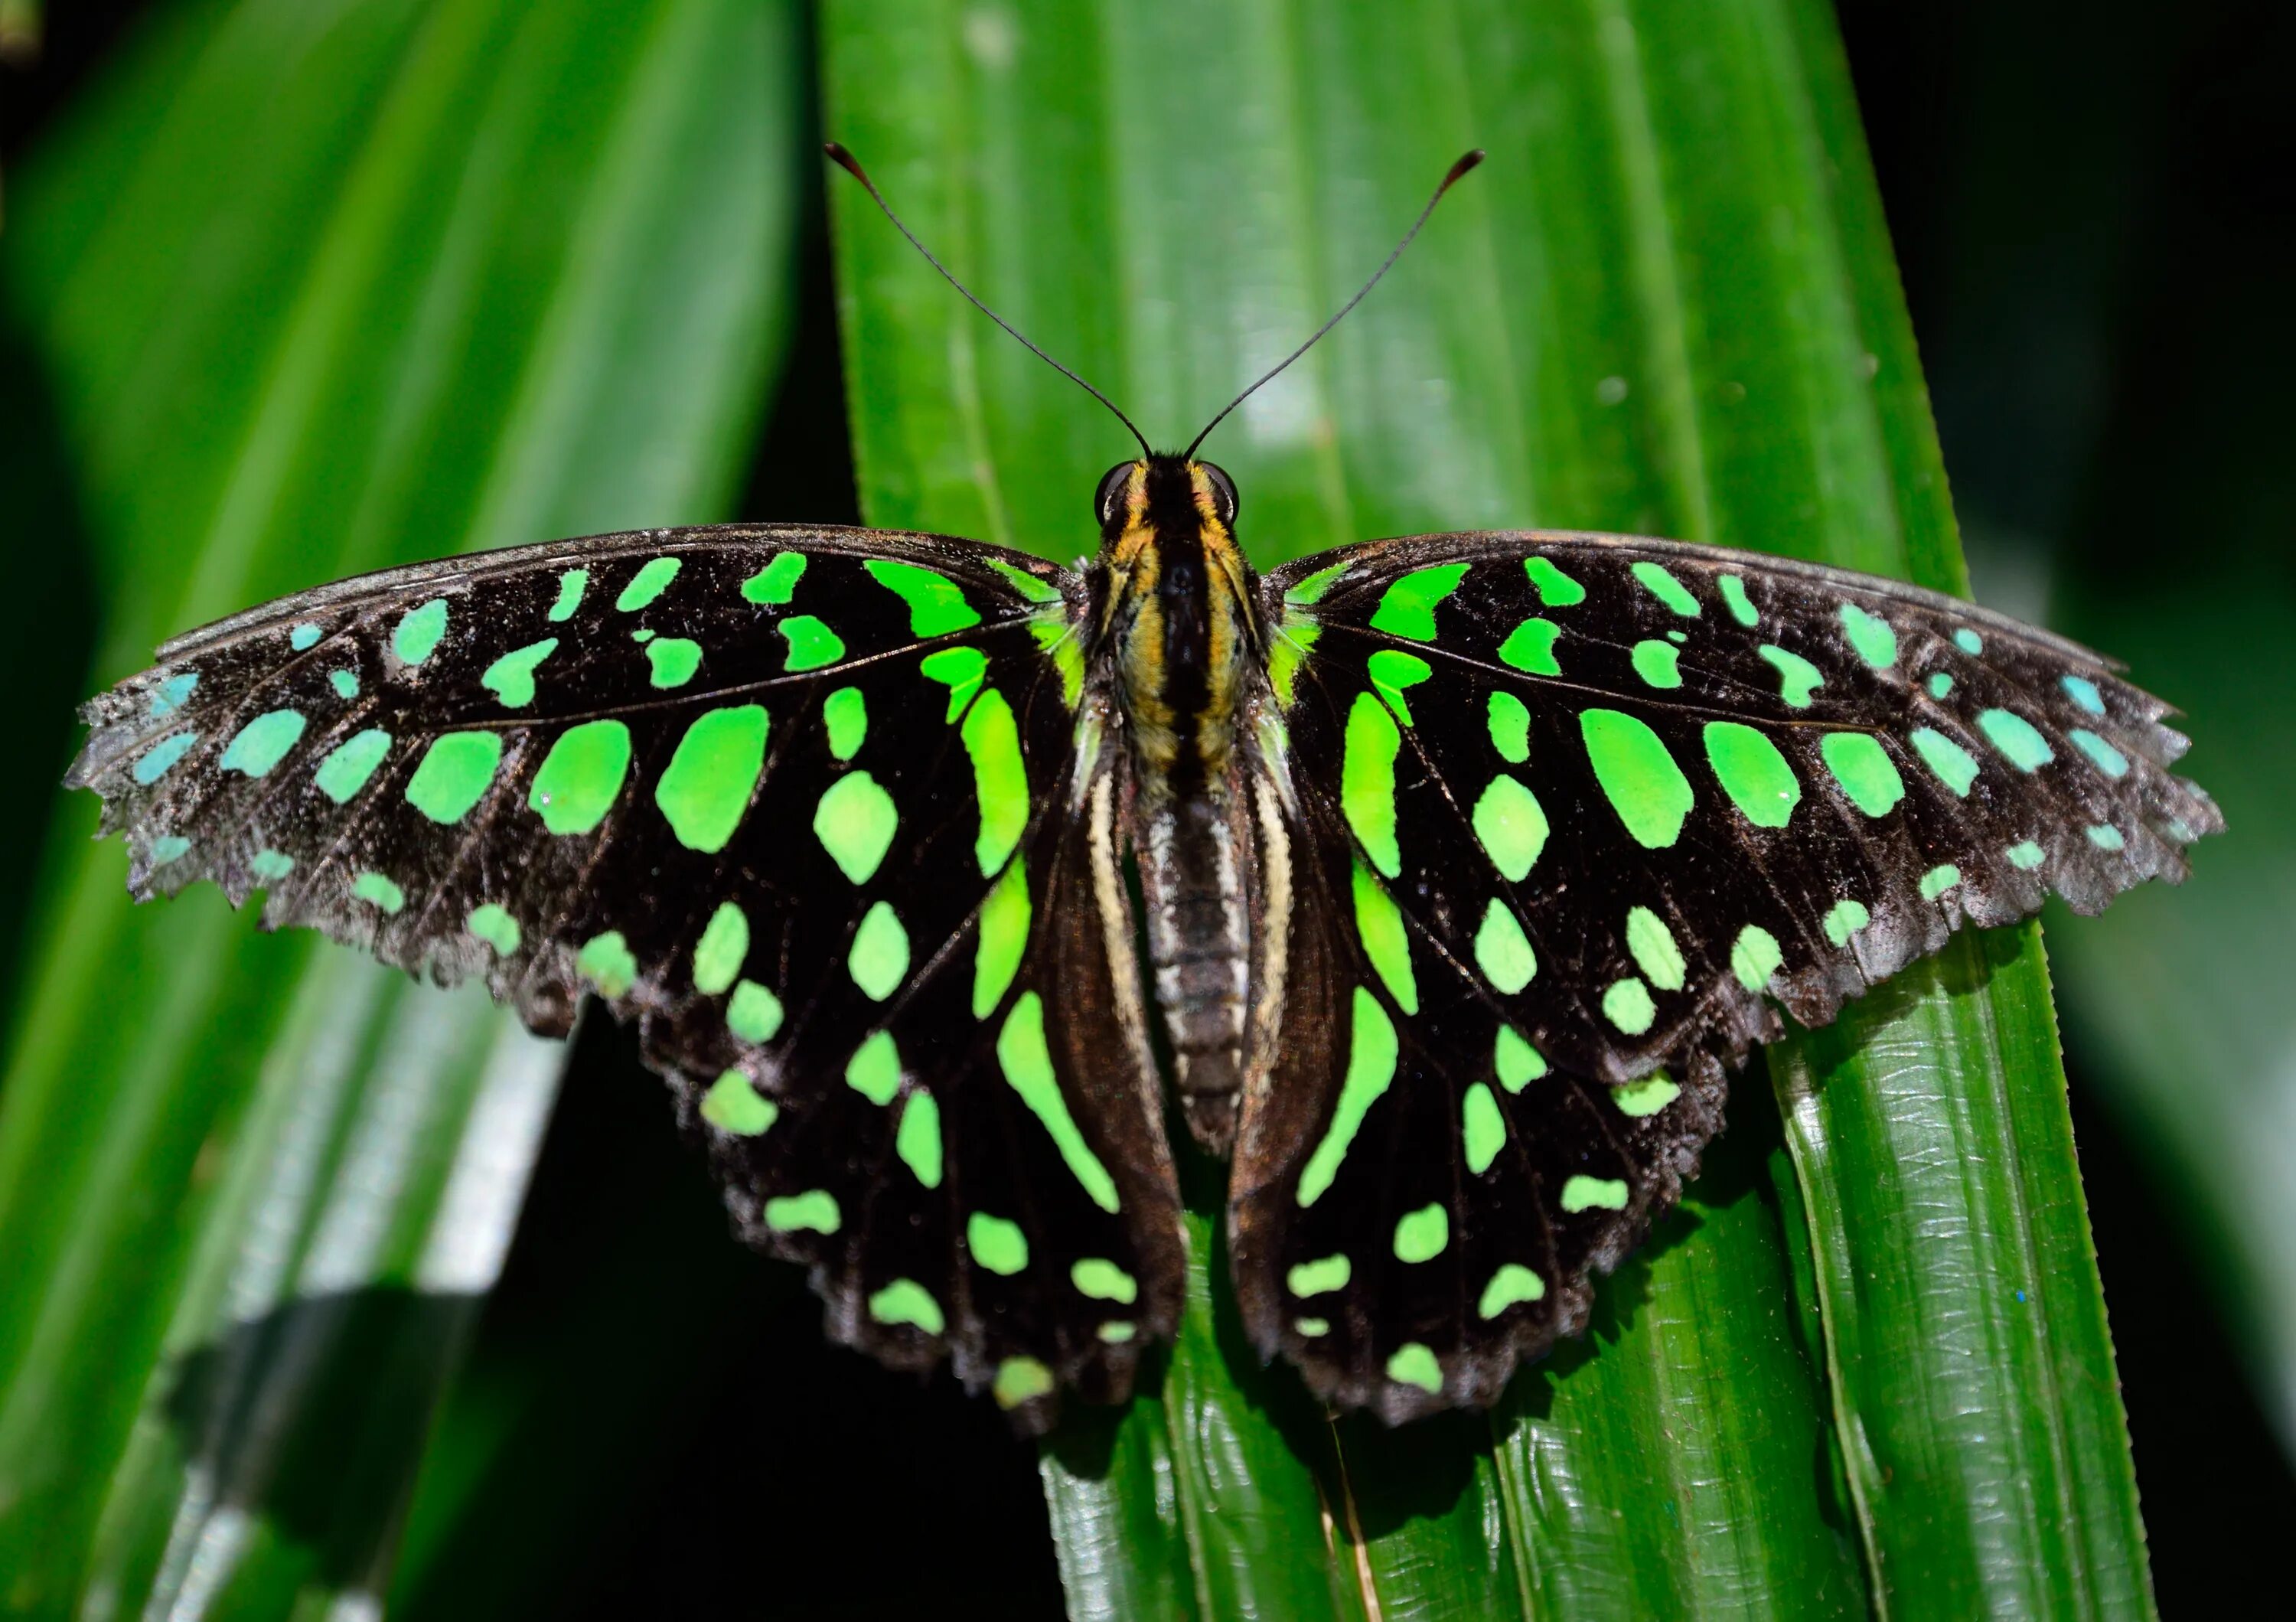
[67, 150, 2219, 1428]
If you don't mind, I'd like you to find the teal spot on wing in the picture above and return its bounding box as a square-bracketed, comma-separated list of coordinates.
[727, 981, 784, 1043]
[1561, 1175, 1629, 1212]
[1821, 733, 1905, 818]
[970, 1212, 1029, 1274]
[289, 622, 321, 651]
[249, 849, 295, 883]
[1473, 899, 1537, 994]
[656, 705, 767, 854]
[615, 556, 682, 612]
[1978, 708, 2054, 771]
[2006, 840, 2046, 870]
[690, 902, 748, 994]
[1525, 556, 1587, 605]
[1352, 859, 1417, 1014]
[998, 992, 1119, 1212]
[1704, 721, 1800, 828]
[849, 902, 911, 1000]
[1928, 671, 1954, 699]
[1342, 692, 1403, 876]
[1602, 978, 1656, 1035]
[2069, 728, 2129, 778]
[149, 672, 198, 717]
[1631, 560, 1700, 616]
[315, 729, 392, 802]
[646, 638, 703, 688]
[220, 710, 305, 777]
[973, 857, 1029, 1019]
[2087, 824, 2125, 851]
[468, 903, 521, 955]
[814, 772, 897, 884]
[1471, 775, 1549, 881]
[895, 1092, 942, 1187]
[1497, 616, 1562, 674]
[393, 599, 448, 664]
[1486, 690, 1531, 762]
[1758, 645, 1825, 707]
[353, 872, 405, 914]
[1386, 1343, 1443, 1395]
[1479, 1265, 1547, 1318]
[866, 558, 980, 635]
[405, 731, 502, 823]
[530, 720, 631, 834]
[742, 552, 804, 605]
[823, 687, 866, 760]
[1731, 925, 1783, 991]
[1366, 648, 1433, 724]
[576, 931, 638, 997]
[329, 669, 358, 700]
[920, 646, 988, 720]
[1368, 563, 1470, 640]
[779, 615, 845, 671]
[1719, 574, 1758, 626]
[548, 569, 588, 622]
[701, 1071, 777, 1137]
[1838, 602, 1898, 668]
[133, 731, 198, 785]
[1580, 709, 1693, 848]
[1462, 1083, 1505, 1174]
[1953, 628, 1984, 655]
[150, 835, 191, 865]
[2062, 674, 2106, 715]
[1288, 1255, 1350, 1296]
[1392, 1203, 1449, 1263]
[1629, 639, 1682, 688]
[1296, 987, 1397, 1206]
[846, 1030, 902, 1105]
[960, 690, 1029, 876]
[1910, 726, 1979, 795]
[1822, 899, 1870, 947]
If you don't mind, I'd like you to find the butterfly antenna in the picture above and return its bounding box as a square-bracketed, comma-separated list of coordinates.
[1184, 149, 1484, 461]
[825, 142, 1152, 460]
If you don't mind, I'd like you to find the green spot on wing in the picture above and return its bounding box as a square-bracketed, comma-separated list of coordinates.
[1471, 774, 1549, 880]
[987, 557, 1065, 603]
[656, 704, 767, 854]
[868, 1280, 944, 1335]
[849, 902, 911, 1000]
[1486, 690, 1531, 762]
[404, 731, 502, 824]
[1625, 906, 1687, 990]
[2062, 674, 2105, 715]
[1285, 560, 1350, 604]
[960, 689, 1029, 876]
[691, 902, 748, 994]
[741, 552, 804, 605]
[1821, 732, 1906, 818]
[1719, 574, 1758, 625]
[2069, 728, 2129, 778]
[1386, 1343, 1443, 1395]
[920, 645, 988, 720]
[1823, 899, 1870, 947]
[615, 556, 681, 612]
[468, 903, 520, 955]
[331, 669, 359, 700]
[150, 673, 197, 716]
[1473, 899, 1537, 994]
[1978, 708, 2054, 771]
[220, 710, 305, 777]
[530, 720, 631, 834]
[1393, 1203, 1449, 1263]
[314, 729, 391, 803]
[765, 1190, 840, 1235]
[1910, 726, 1979, 795]
[151, 836, 191, 865]
[353, 872, 405, 915]
[576, 931, 637, 997]
[249, 849, 295, 883]
[896, 1092, 943, 1187]
[1921, 863, 1962, 899]
[779, 615, 846, 671]
[2087, 824, 2125, 851]
[1758, 645, 1825, 708]
[1561, 1175, 1629, 1212]
[2006, 840, 2046, 870]
[1580, 709, 1694, 848]
[1838, 602, 1898, 667]
[290, 622, 321, 651]
[997, 993, 1119, 1212]
[701, 1071, 777, 1137]
[1287, 1254, 1350, 1296]
[1603, 977, 1656, 1034]
[1703, 720, 1801, 828]
[646, 638, 703, 688]
[1612, 1075, 1680, 1118]
[1368, 563, 1470, 640]
[993, 1356, 1054, 1409]
[1928, 671, 1954, 699]
[1954, 628, 1984, 655]
[823, 686, 866, 759]
[1629, 639, 1682, 688]
[846, 1030, 902, 1105]
[1731, 925, 1784, 991]
[1479, 1265, 1547, 1318]
[1462, 1083, 1505, 1174]
[1296, 988, 1397, 1207]
[481, 638, 558, 707]
[814, 772, 898, 884]
[393, 599, 448, 664]
[866, 558, 980, 635]
[1352, 859, 1417, 1013]
[547, 569, 587, 622]
[1497, 616, 1562, 675]
[1495, 1026, 1547, 1091]
[1366, 648, 1432, 724]
[1525, 556, 1586, 606]
[973, 856, 1031, 1019]
[1342, 692, 1403, 876]
[727, 980, 783, 1043]
[1072, 1258, 1137, 1304]
[1631, 560, 1701, 616]
[970, 1212, 1029, 1274]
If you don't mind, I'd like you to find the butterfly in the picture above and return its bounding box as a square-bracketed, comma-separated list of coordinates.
[66, 148, 2220, 1430]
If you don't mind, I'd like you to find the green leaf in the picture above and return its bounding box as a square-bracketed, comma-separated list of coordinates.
[823, 0, 2148, 1614]
[0, 0, 797, 1611]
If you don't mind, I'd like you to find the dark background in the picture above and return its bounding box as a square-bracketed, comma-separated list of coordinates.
[8, 1, 2291, 1614]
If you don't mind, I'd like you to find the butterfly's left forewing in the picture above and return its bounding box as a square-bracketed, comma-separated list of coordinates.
[1236, 530, 2221, 1420]
[70, 524, 1178, 1427]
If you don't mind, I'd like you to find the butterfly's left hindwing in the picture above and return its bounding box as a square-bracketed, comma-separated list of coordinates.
[1236, 530, 2221, 1419]
[70, 524, 1173, 1428]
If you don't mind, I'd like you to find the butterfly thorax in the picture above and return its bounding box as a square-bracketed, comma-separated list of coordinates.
[1094, 456, 1270, 1154]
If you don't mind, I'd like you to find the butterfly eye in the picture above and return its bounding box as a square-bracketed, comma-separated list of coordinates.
[1199, 462, 1239, 527]
[1095, 462, 1137, 527]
